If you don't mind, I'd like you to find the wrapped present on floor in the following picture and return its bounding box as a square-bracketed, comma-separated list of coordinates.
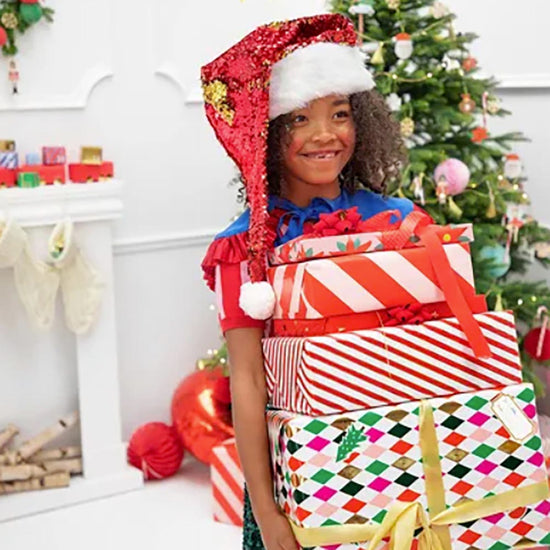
[210, 438, 244, 527]
[0, 168, 16, 188]
[268, 383, 550, 550]
[0, 151, 18, 170]
[263, 311, 523, 415]
[42, 146, 66, 166]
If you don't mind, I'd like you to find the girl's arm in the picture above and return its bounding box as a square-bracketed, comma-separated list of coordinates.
[225, 326, 298, 550]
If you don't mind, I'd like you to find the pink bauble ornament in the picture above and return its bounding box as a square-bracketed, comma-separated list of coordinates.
[127, 422, 184, 480]
[433, 159, 470, 196]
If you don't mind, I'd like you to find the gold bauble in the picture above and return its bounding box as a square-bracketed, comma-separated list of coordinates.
[386, 0, 400, 9]
[1, 12, 18, 29]
[400, 117, 415, 137]
[459, 93, 476, 114]
[486, 96, 500, 115]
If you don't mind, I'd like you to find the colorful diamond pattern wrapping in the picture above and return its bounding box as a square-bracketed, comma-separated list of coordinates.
[268, 384, 550, 550]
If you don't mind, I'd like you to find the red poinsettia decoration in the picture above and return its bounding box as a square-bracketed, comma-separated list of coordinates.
[383, 303, 437, 327]
[471, 126, 489, 143]
[308, 207, 363, 237]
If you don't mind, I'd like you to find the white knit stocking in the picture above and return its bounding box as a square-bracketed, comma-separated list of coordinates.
[0, 218, 60, 330]
[48, 220, 104, 335]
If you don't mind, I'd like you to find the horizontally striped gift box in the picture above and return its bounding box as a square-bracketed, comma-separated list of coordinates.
[263, 311, 523, 415]
[210, 438, 244, 527]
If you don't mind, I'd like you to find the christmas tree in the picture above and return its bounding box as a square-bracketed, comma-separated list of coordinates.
[333, 0, 550, 394]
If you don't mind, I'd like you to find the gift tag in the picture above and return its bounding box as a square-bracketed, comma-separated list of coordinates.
[491, 393, 535, 442]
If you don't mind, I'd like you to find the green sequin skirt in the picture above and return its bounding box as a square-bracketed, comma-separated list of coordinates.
[243, 486, 265, 550]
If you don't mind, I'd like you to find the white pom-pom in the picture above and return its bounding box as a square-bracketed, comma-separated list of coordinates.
[239, 281, 275, 320]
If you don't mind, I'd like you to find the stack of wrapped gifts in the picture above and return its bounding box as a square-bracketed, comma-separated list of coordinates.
[263, 209, 550, 550]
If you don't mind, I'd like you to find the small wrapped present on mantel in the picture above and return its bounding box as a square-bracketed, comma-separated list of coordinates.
[268, 383, 550, 550]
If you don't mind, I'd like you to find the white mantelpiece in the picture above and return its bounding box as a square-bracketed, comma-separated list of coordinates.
[0, 181, 143, 522]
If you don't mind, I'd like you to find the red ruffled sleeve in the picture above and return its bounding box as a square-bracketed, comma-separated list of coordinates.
[201, 232, 249, 291]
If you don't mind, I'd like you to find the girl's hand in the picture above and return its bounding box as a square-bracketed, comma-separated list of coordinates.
[258, 509, 300, 550]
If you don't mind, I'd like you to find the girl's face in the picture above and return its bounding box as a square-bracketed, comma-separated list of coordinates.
[281, 94, 356, 198]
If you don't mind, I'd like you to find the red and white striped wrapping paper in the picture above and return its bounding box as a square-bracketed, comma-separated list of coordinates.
[210, 438, 244, 527]
[268, 242, 475, 320]
[263, 311, 523, 415]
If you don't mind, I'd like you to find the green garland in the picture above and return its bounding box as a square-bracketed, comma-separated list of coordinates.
[0, 0, 54, 57]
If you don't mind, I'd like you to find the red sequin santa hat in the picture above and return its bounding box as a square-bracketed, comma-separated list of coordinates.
[201, 14, 375, 319]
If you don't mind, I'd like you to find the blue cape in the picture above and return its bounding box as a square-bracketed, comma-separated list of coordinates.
[215, 188, 415, 247]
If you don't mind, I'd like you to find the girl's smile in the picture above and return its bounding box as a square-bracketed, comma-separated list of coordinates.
[281, 94, 356, 206]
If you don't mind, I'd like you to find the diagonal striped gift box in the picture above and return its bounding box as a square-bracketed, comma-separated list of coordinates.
[268, 242, 474, 320]
[210, 438, 244, 526]
[263, 311, 523, 415]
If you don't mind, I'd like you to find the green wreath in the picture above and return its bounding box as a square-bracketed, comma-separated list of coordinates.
[0, 0, 54, 57]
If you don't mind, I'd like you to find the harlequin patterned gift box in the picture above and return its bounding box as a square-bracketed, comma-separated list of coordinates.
[263, 311, 523, 416]
[268, 383, 550, 550]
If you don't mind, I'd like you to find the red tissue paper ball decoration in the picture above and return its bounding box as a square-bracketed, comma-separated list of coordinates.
[171, 367, 234, 465]
[0, 27, 7, 47]
[127, 422, 184, 480]
[20, 0, 40, 3]
[524, 327, 550, 361]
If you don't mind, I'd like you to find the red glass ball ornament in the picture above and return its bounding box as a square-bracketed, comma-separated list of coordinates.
[524, 327, 550, 361]
[0, 27, 7, 47]
[171, 367, 234, 464]
[127, 422, 184, 480]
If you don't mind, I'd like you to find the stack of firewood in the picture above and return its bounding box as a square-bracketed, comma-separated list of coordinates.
[0, 411, 82, 495]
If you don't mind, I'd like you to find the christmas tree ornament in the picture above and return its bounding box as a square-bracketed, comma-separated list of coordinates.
[433, 158, 470, 195]
[127, 422, 184, 481]
[436, 175, 448, 204]
[524, 307, 550, 361]
[479, 243, 511, 278]
[504, 153, 523, 179]
[8, 60, 19, 94]
[442, 54, 460, 71]
[471, 126, 489, 143]
[371, 41, 385, 65]
[411, 173, 425, 205]
[486, 186, 497, 218]
[430, 1, 450, 18]
[462, 56, 477, 72]
[0, 218, 60, 330]
[534, 242, 550, 259]
[171, 367, 234, 464]
[486, 94, 501, 114]
[0, 26, 6, 47]
[447, 196, 463, 218]
[386, 93, 402, 112]
[400, 117, 415, 137]
[1, 12, 18, 29]
[459, 93, 476, 114]
[394, 33, 413, 60]
[47, 219, 104, 335]
[348, 0, 375, 45]
[19, 2, 42, 24]
[386, 0, 400, 9]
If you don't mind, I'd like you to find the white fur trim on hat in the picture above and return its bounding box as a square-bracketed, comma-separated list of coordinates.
[239, 281, 275, 320]
[269, 43, 375, 120]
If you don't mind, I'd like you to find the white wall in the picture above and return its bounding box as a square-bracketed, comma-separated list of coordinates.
[0, 0, 548, 445]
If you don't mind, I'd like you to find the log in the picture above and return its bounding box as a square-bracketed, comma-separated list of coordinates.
[17, 411, 79, 460]
[0, 425, 19, 451]
[0, 472, 70, 494]
[27, 446, 81, 462]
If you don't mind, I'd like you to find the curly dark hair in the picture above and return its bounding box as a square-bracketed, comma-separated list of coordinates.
[235, 90, 406, 202]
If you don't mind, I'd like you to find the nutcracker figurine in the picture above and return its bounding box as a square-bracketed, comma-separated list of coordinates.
[8, 60, 19, 94]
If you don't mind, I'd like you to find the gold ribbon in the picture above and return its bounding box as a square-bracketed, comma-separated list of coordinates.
[288, 401, 550, 549]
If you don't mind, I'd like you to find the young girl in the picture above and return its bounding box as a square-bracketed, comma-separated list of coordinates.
[201, 14, 423, 550]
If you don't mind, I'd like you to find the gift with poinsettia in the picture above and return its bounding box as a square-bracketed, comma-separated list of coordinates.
[210, 438, 244, 527]
[267, 207, 491, 358]
[268, 383, 550, 550]
[263, 310, 523, 416]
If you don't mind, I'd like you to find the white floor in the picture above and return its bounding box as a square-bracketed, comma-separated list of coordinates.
[0, 459, 243, 550]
